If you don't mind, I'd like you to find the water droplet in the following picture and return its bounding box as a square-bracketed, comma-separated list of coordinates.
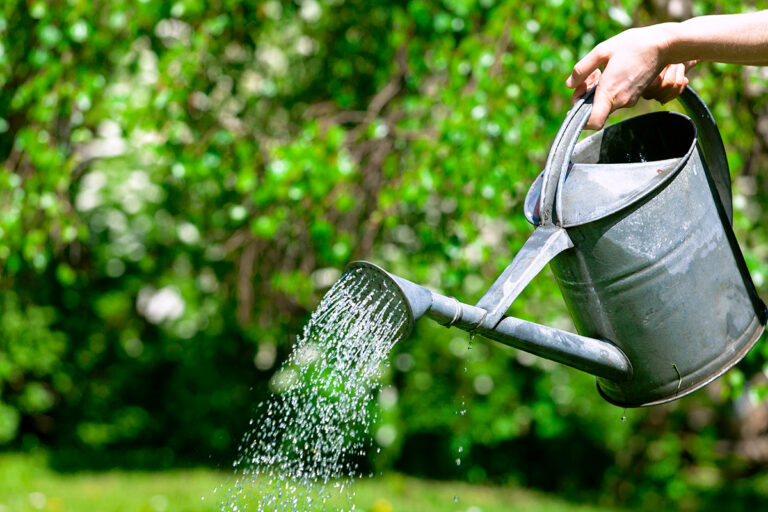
[454, 496, 459, 503]
[455, 458, 461, 466]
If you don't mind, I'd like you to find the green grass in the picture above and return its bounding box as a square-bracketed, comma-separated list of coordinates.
[0, 453, 624, 512]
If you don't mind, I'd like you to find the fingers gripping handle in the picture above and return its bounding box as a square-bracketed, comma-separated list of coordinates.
[538, 88, 595, 226]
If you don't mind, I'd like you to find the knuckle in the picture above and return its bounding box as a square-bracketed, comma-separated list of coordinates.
[593, 42, 608, 57]
[616, 91, 637, 108]
[608, 89, 624, 104]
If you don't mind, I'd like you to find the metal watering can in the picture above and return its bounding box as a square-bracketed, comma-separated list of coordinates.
[344, 87, 766, 407]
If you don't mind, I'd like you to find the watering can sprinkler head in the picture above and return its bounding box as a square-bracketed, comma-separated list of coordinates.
[344, 261, 432, 331]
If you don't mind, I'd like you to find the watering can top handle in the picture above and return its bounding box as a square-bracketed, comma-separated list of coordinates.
[538, 88, 595, 226]
[538, 86, 732, 227]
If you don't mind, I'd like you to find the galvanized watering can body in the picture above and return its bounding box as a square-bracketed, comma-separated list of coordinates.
[345, 87, 766, 407]
[524, 90, 766, 406]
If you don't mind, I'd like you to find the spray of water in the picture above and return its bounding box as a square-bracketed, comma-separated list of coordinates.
[218, 267, 410, 511]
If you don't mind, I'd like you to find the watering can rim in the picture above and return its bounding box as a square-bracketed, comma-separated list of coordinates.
[523, 110, 697, 229]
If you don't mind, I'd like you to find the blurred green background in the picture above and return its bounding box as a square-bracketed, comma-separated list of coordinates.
[2, 0, 768, 510]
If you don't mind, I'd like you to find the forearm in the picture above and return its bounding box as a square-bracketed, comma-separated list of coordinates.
[566, 11, 768, 129]
[661, 11, 768, 66]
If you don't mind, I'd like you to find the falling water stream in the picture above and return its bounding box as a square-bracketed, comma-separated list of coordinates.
[218, 267, 410, 512]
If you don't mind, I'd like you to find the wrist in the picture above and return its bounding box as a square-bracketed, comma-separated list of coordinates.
[653, 22, 687, 65]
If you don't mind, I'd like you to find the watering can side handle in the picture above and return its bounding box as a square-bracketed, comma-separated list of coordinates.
[474, 225, 573, 330]
[677, 86, 733, 224]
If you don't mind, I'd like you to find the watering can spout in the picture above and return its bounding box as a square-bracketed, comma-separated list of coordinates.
[344, 261, 633, 383]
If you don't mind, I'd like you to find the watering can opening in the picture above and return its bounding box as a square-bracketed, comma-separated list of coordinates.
[524, 111, 698, 228]
[584, 110, 696, 165]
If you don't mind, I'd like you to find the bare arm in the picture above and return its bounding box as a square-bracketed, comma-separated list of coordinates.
[566, 11, 768, 129]
[665, 11, 768, 65]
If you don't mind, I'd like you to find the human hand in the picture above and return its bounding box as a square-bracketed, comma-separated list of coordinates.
[641, 61, 697, 103]
[569, 63, 694, 125]
[565, 25, 694, 129]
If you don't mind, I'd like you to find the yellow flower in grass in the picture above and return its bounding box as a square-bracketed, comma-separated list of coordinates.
[371, 497, 393, 512]
[47, 497, 64, 512]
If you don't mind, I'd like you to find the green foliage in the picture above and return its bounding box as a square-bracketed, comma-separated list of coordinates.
[0, 293, 65, 442]
[2, 0, 768, 508]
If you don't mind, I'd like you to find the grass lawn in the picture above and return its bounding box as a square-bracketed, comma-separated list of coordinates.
[0, 453, 625, 512]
